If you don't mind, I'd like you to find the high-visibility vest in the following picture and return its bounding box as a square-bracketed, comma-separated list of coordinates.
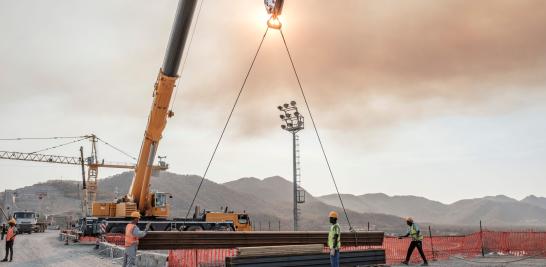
[409, 224, 423, 241]
[125, 224, 138, 247]
[328, 223, 341, 249]
[6, 227, 15, 241]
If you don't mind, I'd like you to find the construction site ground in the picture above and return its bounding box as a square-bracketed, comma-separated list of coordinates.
[390, 256, 546, 267]
[0, 230, 116, 267]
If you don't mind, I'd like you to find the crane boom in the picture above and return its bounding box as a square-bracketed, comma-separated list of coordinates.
[0, 150, 167, 170]
[127, 0, 198, 216]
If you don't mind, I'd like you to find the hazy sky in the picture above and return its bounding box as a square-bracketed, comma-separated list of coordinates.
[1, 0, 545, 204]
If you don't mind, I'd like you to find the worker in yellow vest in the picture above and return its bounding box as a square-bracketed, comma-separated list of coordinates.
[123, 212, 150, 267]
[398, 217, 428, 266]
[328, 211, 341, 267]
[1, 219, 17, 262]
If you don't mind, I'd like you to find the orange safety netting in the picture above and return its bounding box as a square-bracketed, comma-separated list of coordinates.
[100, 231, 546, 267]
[104, 233, 125, 246]
[168, 248, 238, 267]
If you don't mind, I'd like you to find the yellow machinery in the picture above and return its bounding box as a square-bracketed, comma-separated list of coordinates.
[89, 0, 252, 233]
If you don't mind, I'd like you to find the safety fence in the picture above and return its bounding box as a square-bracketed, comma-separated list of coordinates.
[383, 231, 546, 264]
[104, 234, 124, 246]
[105, 231, 546, 266]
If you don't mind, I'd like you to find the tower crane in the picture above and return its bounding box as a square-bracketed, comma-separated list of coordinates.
[0, 134, 168, 216]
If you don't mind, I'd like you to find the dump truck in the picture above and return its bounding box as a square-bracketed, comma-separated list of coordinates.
[13, 211, 47, 234]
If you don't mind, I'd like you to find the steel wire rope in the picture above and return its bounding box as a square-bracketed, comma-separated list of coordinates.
[0, 136, 87, 141]
[184, 27, 270, 219]
[278, 29, 356, 232]
[95, 137, 137, 161]
[28, 136, 91, 154]
[169, 0, 206, 112]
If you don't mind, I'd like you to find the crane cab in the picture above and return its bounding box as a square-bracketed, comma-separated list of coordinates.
[149, 192, 170, 217]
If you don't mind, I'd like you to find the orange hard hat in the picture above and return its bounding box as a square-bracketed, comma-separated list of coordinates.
[406, 217, 413, 222]
[130, 211, 141, 219]
[328, 211, 338, 219]
[8, 219, 16, 225]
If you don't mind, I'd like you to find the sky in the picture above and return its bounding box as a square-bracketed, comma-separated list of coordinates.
[0, 0, 545, 204]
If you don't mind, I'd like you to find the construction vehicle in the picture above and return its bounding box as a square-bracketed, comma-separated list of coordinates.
[12, 211, 47, 234]
[77, 0, 252, 235]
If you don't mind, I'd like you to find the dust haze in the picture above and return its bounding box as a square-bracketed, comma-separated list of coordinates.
[179, 0, 546, 137]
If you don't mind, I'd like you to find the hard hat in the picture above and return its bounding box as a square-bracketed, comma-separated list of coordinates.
[8, 219, 16, 225]
[328, 211, 338, 219]
[130, 211, 141, 219]
[406, 217, 413, 222]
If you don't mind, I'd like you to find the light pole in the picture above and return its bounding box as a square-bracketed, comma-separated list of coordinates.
[278, 101, 305, 231]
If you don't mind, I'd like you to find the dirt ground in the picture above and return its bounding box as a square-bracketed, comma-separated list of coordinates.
[390, 255, 546, 267]
[0, 230, 118, 267]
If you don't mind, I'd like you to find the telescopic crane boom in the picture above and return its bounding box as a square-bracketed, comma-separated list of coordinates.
[122, 0, 198, 217]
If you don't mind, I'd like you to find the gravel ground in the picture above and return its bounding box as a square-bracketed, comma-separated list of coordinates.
[0, 230, 118, 267]
[390, 255, 546, 267]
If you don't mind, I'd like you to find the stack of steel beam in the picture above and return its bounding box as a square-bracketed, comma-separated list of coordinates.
[225, 250, 386, 267]
[138, 231, 384, 250]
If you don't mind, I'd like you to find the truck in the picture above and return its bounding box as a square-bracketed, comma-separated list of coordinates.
[74, 0, 253, 236]
[78, 207, 251, 236]
[12, 211, 47, 234]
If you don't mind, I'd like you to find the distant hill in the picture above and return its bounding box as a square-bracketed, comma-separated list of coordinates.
[4, 172, 545, 230]
[224, 176, 404, 231]
[319, 193, 546, 226]
[521, 195, 546, 210]
[0, 172, 404, 232]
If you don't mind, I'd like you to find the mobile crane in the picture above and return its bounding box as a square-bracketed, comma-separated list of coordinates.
[81, 0, 252, 234]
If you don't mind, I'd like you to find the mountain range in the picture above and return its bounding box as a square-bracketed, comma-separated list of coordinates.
[320, 193, 546, 226]
[0, 172, 403, 232]
[2, 171, 545, 233]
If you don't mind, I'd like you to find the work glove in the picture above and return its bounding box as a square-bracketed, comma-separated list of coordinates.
[329, 249, 336, 256]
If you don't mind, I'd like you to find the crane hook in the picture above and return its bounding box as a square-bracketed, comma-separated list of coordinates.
[264, 0, 284, 29]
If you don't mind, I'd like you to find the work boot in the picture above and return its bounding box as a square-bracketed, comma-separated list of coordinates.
[421, 262, 429, 266]
[1, 259, 7, 262]
[401, 261, 409, 265]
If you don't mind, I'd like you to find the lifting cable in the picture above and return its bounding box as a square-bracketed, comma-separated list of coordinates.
[95, 137, 137, 161]
[0, 136, 87, 141]
[184, 27, 270, 219]
[28, 136, 91, 154]
[278, 29, 354, 231]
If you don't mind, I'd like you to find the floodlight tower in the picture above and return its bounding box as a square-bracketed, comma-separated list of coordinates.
[278, 101, 306, 231]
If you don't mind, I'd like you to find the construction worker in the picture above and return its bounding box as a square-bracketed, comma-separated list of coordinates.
[328, 211, 341, 267]
[1, 223, 6, 240]
[123, 211, 150, 267]
[2, 219, 17, 262]
[399, 217, 428, 266]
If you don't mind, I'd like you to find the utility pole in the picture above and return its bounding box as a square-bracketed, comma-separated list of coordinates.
[278, 101, 305, 231]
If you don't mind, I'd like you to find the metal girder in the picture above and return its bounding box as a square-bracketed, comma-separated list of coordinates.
[0, 151, 168, 170]
[226, 250, 386, 267]
[0, 151, 81, 165]
[138, 231, 384, 250]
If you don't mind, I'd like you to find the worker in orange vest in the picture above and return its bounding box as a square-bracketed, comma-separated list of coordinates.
[1, 219, 17, 262]
[122, 212, 150, 267]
